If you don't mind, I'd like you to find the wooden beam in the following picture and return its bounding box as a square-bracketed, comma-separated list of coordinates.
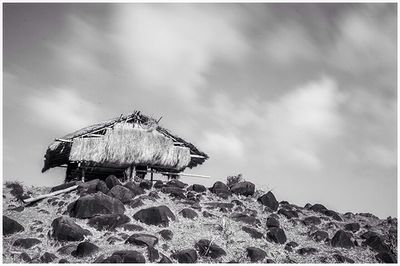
[55, 138, 73, 143]
[190, 154, 206, 159]
[23, 185, 78, 204]
[136, 170, 210, 179]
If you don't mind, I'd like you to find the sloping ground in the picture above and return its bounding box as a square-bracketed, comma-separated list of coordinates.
[2, 179, 397, 263]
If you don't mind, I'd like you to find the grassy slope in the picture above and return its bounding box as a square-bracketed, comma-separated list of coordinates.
[2, 182, 396, 263]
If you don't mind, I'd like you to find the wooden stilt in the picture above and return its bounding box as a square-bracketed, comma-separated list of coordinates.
[150, 168, 154, 183]
[81, 163, 85, 183]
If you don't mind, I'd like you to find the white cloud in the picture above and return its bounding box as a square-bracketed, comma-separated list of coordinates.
[26, 88, 99, 133]
[200, 131, 244, 160]
[113, 5, 248, 100]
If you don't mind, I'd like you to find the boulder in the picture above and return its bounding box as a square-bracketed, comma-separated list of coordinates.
[179, 208, 198, 219]
[302, 216, 321, 226]
[202, 211, 214, 218]
[242, 226, 263, 239]
[51, 216, 91, 241]
[364, 235, 391, 253]
[96, 180, 109, 194]
[191, 184, 206, 193]
[323, 210, 342, 221]
[19, 252, 31, 262]
[331, 230, 354, 249]
[230, 181, 255, 196]
[57, 244, 78, 255]
[126, 233, 159, 247]
[297, 247, 318, 255]
[3, 215, 24, 236]
[172, 249, 198, 263]
[311, 230, 329, 242]
[310, 204, 327, 213]
[375, 252, 397, 263]
[77, 179, 101, 195]
[246, 247, 266, 262]
[332, 254, 355, 263]
[166, 179, 188, 189]
[159, 229, 173, 240]
[72, 242, 99, 257]
[133, 205, 175, 226]
[344, 222, 360, 233]
[195, 239, 226, 259]
[121, 224, 144, 232]
[88, 214, 130, 231]
[69, 192, 125, 219]
[266, 216, 280, 228]
[278, 209, 298, 219]
[257, 192, 279, 211]
[139, 180, 152, 190]
[147, 247, 159, 262]
[105, 175, 121, 189]
[105, 250, 146, 263]
[124, 182, 146, 196]
[13, 238, 41, 249]
[361, 231, 379, 239]
[210, 181, 231, 198]
[154, 180, 164, 189]
[231, 213, 260, 225]
[58, 259, 69, 263]
[40, 252, 57, 263]
[267, 227, 287, 244]
[107, 185, 134, 203]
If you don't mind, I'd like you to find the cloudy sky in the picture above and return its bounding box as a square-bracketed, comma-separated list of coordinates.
[3, 3, 397, 218]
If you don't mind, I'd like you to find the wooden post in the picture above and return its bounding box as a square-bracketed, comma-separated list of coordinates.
[81, 163, 85, 183]
[150, 168, 154, 183]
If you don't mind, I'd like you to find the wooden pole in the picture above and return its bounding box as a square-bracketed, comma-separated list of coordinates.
[23, 185, 78, 204]
[136, 170, 210, 179]
[150, 168, 154, 182]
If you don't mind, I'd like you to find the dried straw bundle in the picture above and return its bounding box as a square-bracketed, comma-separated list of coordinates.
[69, 123, 191, 170]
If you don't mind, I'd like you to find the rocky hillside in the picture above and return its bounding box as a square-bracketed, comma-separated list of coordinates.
[3, 177, 398, 263]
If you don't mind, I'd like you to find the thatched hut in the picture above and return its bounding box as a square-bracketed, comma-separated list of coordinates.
[42, 111, 208, 182]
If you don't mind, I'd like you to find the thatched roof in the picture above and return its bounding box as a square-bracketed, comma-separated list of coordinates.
[42, 111, 208, 173]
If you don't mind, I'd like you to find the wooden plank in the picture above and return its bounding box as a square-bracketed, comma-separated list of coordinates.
[23, 185, 78, 204]
[55, 138, 73, 143]
[136, 170, 210, 179]
[190, 154, 206, 159]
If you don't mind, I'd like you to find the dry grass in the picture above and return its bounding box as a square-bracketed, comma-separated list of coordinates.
[69, 123, 191, 170]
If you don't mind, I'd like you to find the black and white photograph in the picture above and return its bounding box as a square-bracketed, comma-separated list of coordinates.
[2, 2, 397, 264]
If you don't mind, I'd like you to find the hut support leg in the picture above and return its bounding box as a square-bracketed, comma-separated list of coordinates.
[129, 165, 134, 181]
[150, 169, 154, 183]
[81, 167, 85, 183]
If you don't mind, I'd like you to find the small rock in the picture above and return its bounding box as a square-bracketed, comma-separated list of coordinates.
[159, 229, 173, 240]
[278, 208, 298, 219]
[159, 253, 173, 263]
[302, 216, 321, 226]
[231, 213, 261, 225]
[191, 184, 206, 193]
[242, 226, 263, 239]
[57, 244, 77, 255]
[140, 180, 152, 190]
[266, 216, 280, 228]
[195, 239, 227, 259]
[127, 198, 144, 209]
[179, 208, 198, 219]
[166, 179, 188, 189]
[121, 224, 144, 232]
[13, 238, 41, 249]
[148, 191, 160, 199]
[51, 216, 91, 241]
[58, 259, 69, 263]
[202, 211, 214, 218]
[19, 252, 31, 262]
[125, 233, 158, 247]
[246, 247, 266, 262]
[154, 180, 164, 189]
[257, 192, 279, 211]
[171, 249, 198, 263]
[109, 250, 146, 263]
[231, 199, 244, 206]
[311, 230, 329, 242]
[147, 246, 159, 262]
[124, 182, 146, 196]
[107, 236, 121, 244]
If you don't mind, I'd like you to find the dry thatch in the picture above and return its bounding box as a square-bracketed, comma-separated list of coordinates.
[42, 111, 208, 173]
[69, 123, 191, 170]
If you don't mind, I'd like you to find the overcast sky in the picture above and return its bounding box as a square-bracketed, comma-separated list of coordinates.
[3, 3, 397, 218]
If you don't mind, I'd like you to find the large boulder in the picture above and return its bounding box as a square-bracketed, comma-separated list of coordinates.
[267, 227, 287, 244]
[126, 233, 158, 247]
[72, 242, 99, 257]
[87, 214, 130, 231]
[171, 249, 198, 263]
[51, 216, 91, 241]
[246, 247, 266, 262]
[133, 205, 175, 226]
[210, 181, 232, 198]
[323, 210, 342, 221]
[230, 181, 255, 196]
[266, 216, 280, 228]
[105, 175, 121, 189]
[107, 185, 134, 203]
[69, 192, 125, 219]
[13, 238, 41, 249]
[242, 226, 263, 239]
[375, 252, 397, 263]
[331, 230, 354, 249]
[310, 204, 327, 213]
[3, 216, 24, 236]
[257, 192, 279, 211]
[195, 239, 226, 259]
[179, 208, 198, 219]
